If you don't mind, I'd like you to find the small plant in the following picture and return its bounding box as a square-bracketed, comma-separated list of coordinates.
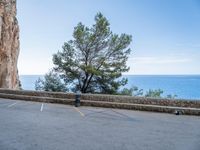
[35, 71, 67, 92]
[119, 86, 143, 96]
[166, 94, 178, 99]
[145, 89, 164, 98]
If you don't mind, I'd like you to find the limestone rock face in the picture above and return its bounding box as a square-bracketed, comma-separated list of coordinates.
[0, 0, 20, 89]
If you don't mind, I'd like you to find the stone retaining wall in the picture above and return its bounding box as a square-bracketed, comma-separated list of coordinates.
[0, 89, 74, 99]
[81, 94, 200, 108]
[0, 88, 199, 108]
[0, 88, 199, 115]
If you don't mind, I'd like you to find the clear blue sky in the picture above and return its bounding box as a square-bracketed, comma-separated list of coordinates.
[17, 0, 200, 75]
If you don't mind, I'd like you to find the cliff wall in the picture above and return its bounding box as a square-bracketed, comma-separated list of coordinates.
[0, 0, 20, 89]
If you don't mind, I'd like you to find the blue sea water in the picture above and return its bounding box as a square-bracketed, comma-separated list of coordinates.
[123, 75, 200, 100]
[20, 75, 43, 91]
[19, 75, 200, 100]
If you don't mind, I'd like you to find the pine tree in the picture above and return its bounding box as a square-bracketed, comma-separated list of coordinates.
[53, 13, 132, 94]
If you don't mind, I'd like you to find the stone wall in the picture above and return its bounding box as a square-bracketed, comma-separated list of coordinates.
[0, 0, 20, 89]
[1, 89, 199, 108]
[81, 94, 200, 108]
[0, 89, 199, 115]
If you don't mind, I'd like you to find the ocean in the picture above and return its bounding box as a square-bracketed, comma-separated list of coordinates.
[19, 75, 200, 100]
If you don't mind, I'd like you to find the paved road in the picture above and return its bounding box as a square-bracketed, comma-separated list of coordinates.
[0, 98, 199, 150]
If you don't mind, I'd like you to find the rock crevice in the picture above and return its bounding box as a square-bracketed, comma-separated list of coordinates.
[0, 0, 19, 89]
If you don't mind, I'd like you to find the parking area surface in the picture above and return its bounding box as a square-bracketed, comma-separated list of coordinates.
[0, 98, 199, 150]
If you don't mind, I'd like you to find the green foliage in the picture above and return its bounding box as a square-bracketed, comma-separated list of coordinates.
[132, 86, 144, 96]
[119, 86, 143, 96]
[144, 89, 178, 99]
[166, 94, 177, 99]
[118, 86, 178, 99]
[145, 89, 164, 98]
[53, 12, 132, 94]
[118, 88, 133, 96]
[35, 71, 67, 92]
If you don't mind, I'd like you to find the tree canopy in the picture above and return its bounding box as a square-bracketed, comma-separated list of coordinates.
[53, 13, 132, 94]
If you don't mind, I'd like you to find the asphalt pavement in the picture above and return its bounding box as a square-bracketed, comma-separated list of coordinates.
[0, 98, 199, 150]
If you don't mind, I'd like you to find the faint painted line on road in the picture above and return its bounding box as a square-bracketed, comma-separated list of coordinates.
[73, 107, 85, 117]
[40, 103, 44, 112]
[7, 102, 19, 108]
[111, 109, 130, 118]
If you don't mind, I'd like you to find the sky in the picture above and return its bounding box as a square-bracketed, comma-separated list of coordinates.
[17, 0, 200, 75]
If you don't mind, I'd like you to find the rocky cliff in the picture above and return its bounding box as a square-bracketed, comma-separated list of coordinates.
[0, 0, 20, 89]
